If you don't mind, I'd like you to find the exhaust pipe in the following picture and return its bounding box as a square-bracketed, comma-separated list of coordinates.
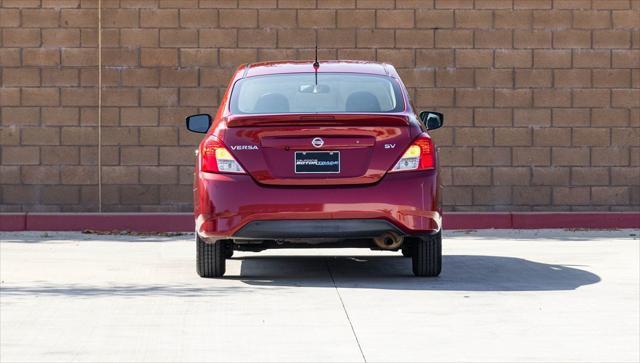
[373, 232, 403, 250]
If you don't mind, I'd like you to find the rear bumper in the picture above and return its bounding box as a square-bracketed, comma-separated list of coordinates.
[195, 170, 441, 240]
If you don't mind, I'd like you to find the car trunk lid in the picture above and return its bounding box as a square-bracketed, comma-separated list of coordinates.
[223, 114, 414, 186]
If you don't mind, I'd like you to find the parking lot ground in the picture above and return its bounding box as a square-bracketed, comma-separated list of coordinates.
[0, 229, 638, 362]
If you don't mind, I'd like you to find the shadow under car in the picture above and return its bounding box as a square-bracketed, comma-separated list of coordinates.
[234, 254, 601, 292]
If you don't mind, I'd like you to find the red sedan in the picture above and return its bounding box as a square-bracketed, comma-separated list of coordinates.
[186, 60, 444, 277]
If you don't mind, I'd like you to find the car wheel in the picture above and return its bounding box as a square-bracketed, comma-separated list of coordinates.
[401, 245, 412, 257]
[411, 232, 442, 277]
[225, 243, 234, 259]
[196, 234, 226, 278]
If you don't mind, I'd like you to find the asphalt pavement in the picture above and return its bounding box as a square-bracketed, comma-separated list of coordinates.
[0, 229, 638, 362]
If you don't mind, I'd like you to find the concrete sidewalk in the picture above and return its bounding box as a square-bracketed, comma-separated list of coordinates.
[1, 230, 638, 362]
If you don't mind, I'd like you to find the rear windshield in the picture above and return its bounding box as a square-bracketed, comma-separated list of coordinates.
[229, 73, 404, 114]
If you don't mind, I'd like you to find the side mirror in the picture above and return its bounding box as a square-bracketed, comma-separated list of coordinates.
[419, 111, 444, 131]
[186, 114, 212, 133]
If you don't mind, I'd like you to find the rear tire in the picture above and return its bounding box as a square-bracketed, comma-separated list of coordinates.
[411, 232, 442, 277]
[401, 245, 412, 257]
[196, 234, 226, 278]
[224, 243, 234, 259]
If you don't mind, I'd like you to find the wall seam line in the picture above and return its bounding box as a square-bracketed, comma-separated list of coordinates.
[98, 0, 103, 213]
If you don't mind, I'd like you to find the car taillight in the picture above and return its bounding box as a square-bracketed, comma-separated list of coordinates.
[200, 136, 246, 174]
[390, 134, 435, 172]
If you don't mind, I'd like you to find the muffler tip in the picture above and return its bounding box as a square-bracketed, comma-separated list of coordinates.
[374, 232, 403, 250]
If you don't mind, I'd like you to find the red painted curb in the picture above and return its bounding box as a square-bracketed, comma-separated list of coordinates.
[443, 212, 512, 230]
[24, 213, 194, 232]
[511, 212, 640, 229]
[1, 212, 638, 232]
[0, 214, 27, 231]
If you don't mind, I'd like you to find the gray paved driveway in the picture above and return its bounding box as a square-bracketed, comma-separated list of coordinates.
[0, 230, 638, 362]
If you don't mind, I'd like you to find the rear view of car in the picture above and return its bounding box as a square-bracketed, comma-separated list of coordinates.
[186, 61, 444, 278]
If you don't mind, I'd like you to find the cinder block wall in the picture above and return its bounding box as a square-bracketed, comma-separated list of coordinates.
[0, 0, 638, 212]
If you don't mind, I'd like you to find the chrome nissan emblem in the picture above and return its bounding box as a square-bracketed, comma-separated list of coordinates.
[311, 137, 324, 148]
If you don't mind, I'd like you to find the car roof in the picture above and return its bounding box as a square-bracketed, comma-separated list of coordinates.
[241, 60, 396, 78]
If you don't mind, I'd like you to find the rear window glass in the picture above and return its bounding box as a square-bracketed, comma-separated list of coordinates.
[230, 73, 404, 114]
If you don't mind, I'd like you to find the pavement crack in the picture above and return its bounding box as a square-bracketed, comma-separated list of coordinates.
[325, 258, 367, 363]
